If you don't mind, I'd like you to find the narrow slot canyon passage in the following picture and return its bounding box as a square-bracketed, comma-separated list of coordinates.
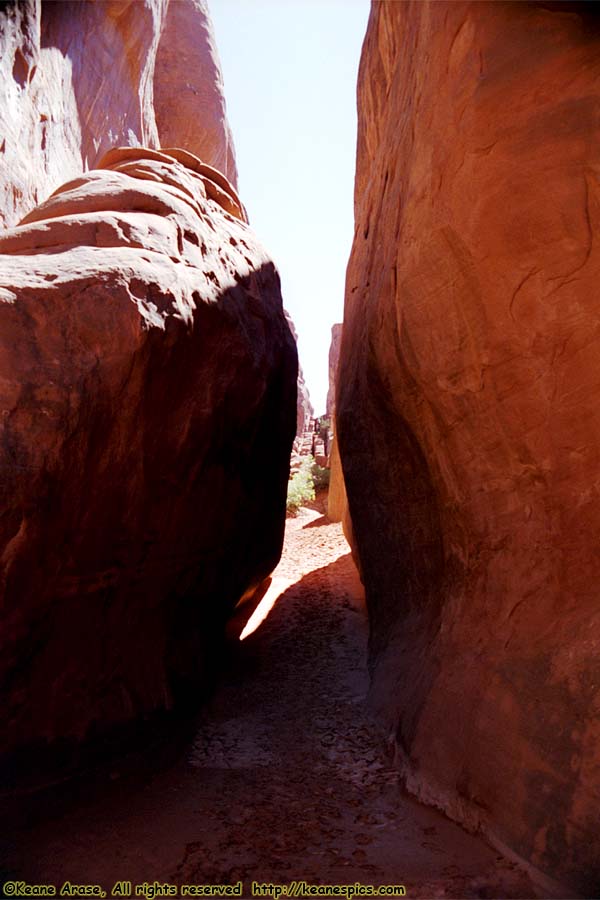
[2, 1, 600, 896]
[3, 475, 535, 899]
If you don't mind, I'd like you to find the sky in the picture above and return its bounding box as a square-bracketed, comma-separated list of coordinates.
[210, 0, 371, 415]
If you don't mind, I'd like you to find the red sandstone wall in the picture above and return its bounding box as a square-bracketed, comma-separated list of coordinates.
[0, 148, 297, 756]
[327, 324, 348, 524]
[338, 2, 600, 892]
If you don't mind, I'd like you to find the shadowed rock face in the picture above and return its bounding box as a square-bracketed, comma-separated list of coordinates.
[0, 147, 297, 756]
[338, 1, 600, 892]
[0, 0, 237, 228]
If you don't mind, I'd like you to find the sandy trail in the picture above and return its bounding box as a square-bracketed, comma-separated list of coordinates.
[3, 505, 536, 899]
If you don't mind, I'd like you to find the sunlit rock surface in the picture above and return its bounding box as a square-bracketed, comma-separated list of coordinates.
[154, 0, 237, 189]
[0, 147, 297, 755]
[326, 323, 342, 420]
[326, 324, 347, 524]
[0, 0, 236, 229]
[338, 1, 600, 892]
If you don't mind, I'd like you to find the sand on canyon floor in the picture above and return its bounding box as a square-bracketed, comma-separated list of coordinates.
[3, 498, 540, 900]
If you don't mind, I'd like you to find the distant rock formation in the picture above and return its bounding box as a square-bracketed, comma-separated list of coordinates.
[296, 365, 314, 439]
[0, 0, 237, 229]
[338, 2, 600, 893]
[0, 147, 297, 755]
[285, 312, 314, 438]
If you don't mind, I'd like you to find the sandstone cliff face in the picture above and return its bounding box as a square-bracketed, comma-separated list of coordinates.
[338, 1, 600, 891]
[326, 324, 347, 524]
[154, 0, 237, 188]
[0, 0, 237, 229]
[0, 148, 297, 755]
[326, 323, 342, 420]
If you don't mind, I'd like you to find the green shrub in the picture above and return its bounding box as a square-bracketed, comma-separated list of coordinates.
[286, 459, 315, 514]
[318, 417, 331, 440]
[311, 461, 330, 491]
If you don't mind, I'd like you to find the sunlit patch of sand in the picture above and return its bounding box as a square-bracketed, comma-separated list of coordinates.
[236, 506, 351, 640]
[239, 576, 296, 640]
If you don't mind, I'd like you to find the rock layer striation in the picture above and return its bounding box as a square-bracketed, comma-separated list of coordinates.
[0, 147, 297, 756]
[338, 1, 600, 892]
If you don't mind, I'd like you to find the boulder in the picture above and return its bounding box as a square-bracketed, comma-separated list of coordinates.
[0, 147, 297, 756]
[338, 1, 600, 892]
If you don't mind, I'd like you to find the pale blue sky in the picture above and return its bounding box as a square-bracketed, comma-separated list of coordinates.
[210, 0, 370, 414]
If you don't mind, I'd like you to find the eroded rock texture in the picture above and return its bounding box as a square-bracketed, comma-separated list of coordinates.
[0, 147, 297, 755]
[338, 1, 600, 892]
[0, 0, 237, 229]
